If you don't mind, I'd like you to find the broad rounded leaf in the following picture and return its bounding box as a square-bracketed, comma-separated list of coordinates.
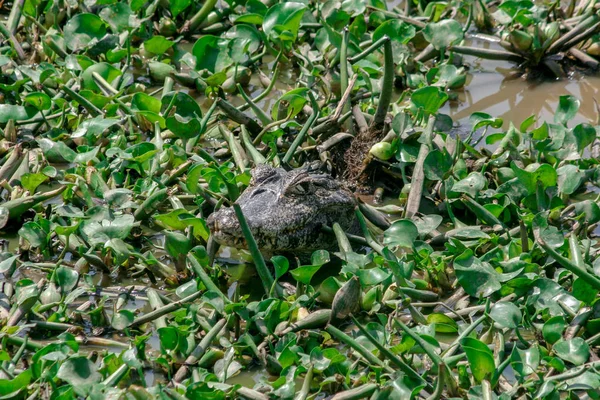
[461, 337, 495, 383]
[553, 338, 590, 365]
[423, 20, 464, 50]
[490, 301, 522, 329]
[372, 20, 416, 44]
[554, 95, 580, 125]
[384, 219, 419, 248]
[64, 14, 107, 51]
[263, 2, 307, 41]
[56, 356, 101, 386]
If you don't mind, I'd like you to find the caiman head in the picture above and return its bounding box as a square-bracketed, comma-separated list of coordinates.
[207, 165, 356, 253]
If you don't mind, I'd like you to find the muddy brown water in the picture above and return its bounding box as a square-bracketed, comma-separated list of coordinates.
[444, 38, 600, 129]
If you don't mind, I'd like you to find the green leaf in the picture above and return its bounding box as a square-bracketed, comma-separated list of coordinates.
[542, 316, 565, 345]
[423, 19, 464, 50]
[383, 219, 419, 248]
[263, 2, 307, 41]
[470, 112, 503, 130]
[461, 337, 495, 383]
[131, 92, 161, 113]
[56, 356, 101, 388]
[112, 309, 135, 330]
[423, 149, 453, 180]
[170, 0, 191, 18]
[271, 255, 289, 279]
[290, 265, 321, 285]
[553, 338, 589, 365]
[572, 277, 599, 304]
[20, 173, 49, 194]
[556, 164, 584, 195]
[0, 104, 37, 123]
[489, 301, 521, 329]
[0, 369, 32, 396]
[451, 172, 485, 197]
[372, 20, 415, 44]
[511, 345, 540, 377]
[427, 313, 458, 333]
[19, 222, 49, 249]
[411, 86, 448, 115]
[164, 231, 192, 259]
[24, 92, 51, 111]
[192, 35, 232, 73]
[81, 62, 121, 92]
[511, 162, 557, 194]
[356, 267, 391, 286]
[454, 250, 501, 297]
[554, 95, 580, 125]
[144, 36, 175, 55]
[56, 265, 79, 293]
[64, 14, 108, 51]
[99, 3, 138, 32]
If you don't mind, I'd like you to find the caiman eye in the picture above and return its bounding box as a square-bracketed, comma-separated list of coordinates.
[289, 182, 312, 195]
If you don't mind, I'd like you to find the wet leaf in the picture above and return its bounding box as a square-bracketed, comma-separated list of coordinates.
[372, 20, 416, 43]
[461, 337, 495, 383]
[542, 316, 565, 345]
[554, 338, 589, 365]
[554, 95, 580, 125]
[64, 14, 107, 51]
[263, 2, 307, 41]
[454, 250, 502, 297]
[383, 219, 419, 248]
[423, 19, 464, 50]
[411, 86, 448, 115]
[490, 301, 521, 329]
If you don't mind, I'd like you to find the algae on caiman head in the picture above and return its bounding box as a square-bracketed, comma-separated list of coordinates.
[207, 165, 356, 253]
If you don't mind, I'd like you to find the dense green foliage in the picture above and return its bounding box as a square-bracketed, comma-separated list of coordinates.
[0, 0, 600, 398]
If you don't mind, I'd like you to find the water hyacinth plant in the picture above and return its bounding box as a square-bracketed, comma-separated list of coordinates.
[0, 0, 599, 399]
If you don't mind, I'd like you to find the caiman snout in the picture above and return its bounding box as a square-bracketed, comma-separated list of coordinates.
[207, 207, 248, 249]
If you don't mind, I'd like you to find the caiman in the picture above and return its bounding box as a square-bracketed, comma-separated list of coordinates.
[207, 164, 357, 253]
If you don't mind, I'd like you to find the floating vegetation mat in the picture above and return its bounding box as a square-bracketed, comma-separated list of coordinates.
[0, 0, 600, 398]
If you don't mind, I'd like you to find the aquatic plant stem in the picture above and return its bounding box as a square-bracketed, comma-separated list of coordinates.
[537, 237, 600, 290]
[130, 290, 204, 327]
[325, 325, 394, 373]
[351, 316, 432, 390]
[172, 318, 227, 383]
[6, 0, 24, 35]
[233, 204, 281, 298]
[340, 29, 353, 134]
[282, 92, 319, 164]
[371, 38, 393, 130]
[185, 0, 219, 35]
[405, 115, 435, 218]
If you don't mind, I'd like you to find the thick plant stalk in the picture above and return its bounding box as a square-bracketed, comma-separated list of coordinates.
[282, 92, 319, 164]
[351, 316, 431, 390]
[233, 204, 280, 297]
[537, 236, 600, 290]
[217, 98, 262, 135]
[7, 0, 25, 35]
[340, 29, 353, 134]
[187, 252, 231, 304]
[131, 290, 204, 327]
[450, 46, 525, 62]
[185, 0, 219, 35]
[325, 325, 394, 373]
[348, 36, 390, 63]
[371, 39, 394, 130]
[405, 115, 435, 218]
[172, 318, 227, 382]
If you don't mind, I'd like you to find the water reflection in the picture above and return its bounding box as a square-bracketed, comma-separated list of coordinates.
[444, 71, 600, 128]
[442, 38, 600, 128]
